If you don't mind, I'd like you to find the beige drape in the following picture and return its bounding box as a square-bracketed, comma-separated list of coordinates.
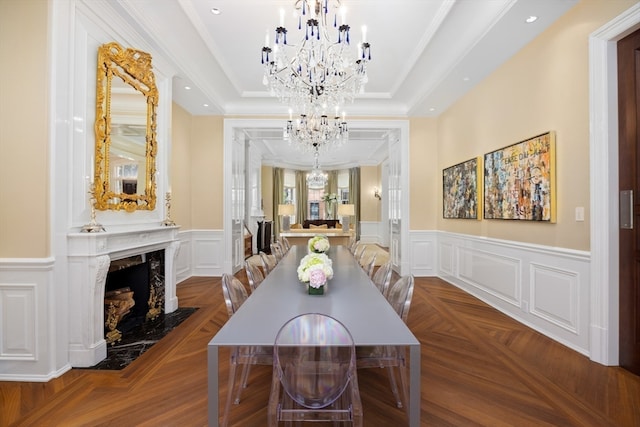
[273, 167, 285, 238]
[349, 167, 360, 240]
[295, 170, 308, 224]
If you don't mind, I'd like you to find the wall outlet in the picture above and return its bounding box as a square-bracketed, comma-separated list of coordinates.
[575, 207, 584, 221]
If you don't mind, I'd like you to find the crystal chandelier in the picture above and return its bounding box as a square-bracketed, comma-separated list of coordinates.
[261, 0, 372, 117]
[306, 148, 328, 189]
[285, 110, 348, 152]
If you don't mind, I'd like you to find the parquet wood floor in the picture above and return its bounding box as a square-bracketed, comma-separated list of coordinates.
[2, 274, 639, 426]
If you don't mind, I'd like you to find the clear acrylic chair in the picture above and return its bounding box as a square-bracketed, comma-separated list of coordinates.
[268, 313, 363, 426]
[280, 236, 291, 252]
[244, 260, 264, 292]
[259, 251, 277, 275]
[362, 252, 377, 278]
[371, 261, 393, 298]
[356, 275, 415, 409]
[353, 243, 366, 260]
[220, 274, 272, 426]
[271, 242, 284, 262]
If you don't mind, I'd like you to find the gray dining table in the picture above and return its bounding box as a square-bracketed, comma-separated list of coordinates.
[208, 244, 421, 426]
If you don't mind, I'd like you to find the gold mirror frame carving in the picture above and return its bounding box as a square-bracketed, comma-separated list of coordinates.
[94, 42, 158, 212]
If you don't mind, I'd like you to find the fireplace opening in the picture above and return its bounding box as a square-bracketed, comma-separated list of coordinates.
[104, 251, 165, 345]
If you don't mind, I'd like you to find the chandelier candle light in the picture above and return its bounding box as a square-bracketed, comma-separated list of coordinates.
[262, 0, 372, 150]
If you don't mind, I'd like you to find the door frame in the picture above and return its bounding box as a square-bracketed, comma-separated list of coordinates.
[589, 4, 640, 366]
[223, 118, 411, 276]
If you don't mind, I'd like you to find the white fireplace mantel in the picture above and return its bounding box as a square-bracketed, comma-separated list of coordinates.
[67, 225, 180, 367]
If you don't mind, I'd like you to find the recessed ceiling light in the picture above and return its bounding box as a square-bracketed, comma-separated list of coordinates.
[525, 15, 538, 24]
[211, 8, 221, 15]
[429, 107, 436, 112]
[463, 77, 470, 82]
[184, 86, 191, 90]
[203, 103, 209, 107]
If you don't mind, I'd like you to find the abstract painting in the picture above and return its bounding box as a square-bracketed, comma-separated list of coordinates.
[483, 132, 556, 222]
[443, 157, 481, 219]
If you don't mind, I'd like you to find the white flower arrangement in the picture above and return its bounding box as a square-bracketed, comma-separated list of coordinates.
[308, 235, 330, 253]
[297, 253, 334, 286]
[321, 193, 339, 203]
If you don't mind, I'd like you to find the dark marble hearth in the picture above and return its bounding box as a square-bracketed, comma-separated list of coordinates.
[79, 307, 197, 371]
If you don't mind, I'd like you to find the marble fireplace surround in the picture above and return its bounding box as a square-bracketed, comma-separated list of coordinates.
[67, 226, 180, 367]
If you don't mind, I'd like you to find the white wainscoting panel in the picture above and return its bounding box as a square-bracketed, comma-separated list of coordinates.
[0, 258, 62, 381]
[409, 231, 437, 276]
[189, 230, 225, 277]
[434, 231, 591, 356]
[530, 263, 580, 333]
[459, 248, 521, 307]
[0, 284, 36, 359]
[359, 221, 381, 244]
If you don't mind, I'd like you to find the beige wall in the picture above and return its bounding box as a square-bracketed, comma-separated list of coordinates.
[360, 165, 380, 222]
[170, 103, 192, 229]
[0, 0, 49, 258]
[190, 116, 224, 229]
[432, 0, 636, 252]
[409, 117, 439, 230]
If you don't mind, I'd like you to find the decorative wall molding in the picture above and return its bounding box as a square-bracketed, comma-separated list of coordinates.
[176, 229, 225, 282]
[408, 231, 437, 277]
[359, 221, 381, 244]
[0, 258, 61, 381]
[431, 231, 591, 357]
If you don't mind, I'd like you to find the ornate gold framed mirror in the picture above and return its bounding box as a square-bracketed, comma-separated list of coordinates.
[94, 42, 158, 212]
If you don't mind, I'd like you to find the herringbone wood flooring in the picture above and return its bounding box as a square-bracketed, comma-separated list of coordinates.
[2, 273, 639, 426]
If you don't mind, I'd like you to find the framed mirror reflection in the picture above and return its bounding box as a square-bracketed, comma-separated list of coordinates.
[94, 41, 158, 212]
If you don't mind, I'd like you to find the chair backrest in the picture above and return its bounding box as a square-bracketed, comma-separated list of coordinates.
[221, 273, 249, 318]
[364, 253, 377, 278]
[271, 242, 284, 262]
[386, 275, 415, 323]
[372, 261, 393, 296]
[280, 237, 291, 252]
[353, 244, 366, 261]
[273, 313, 356, 409]
[259, 251, 276, 275]
[244, 260, 265, 292]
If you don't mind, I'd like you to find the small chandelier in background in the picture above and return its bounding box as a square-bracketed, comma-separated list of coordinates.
[306, 148, 328, 189]
[285, 110, 348, 152]
[261, 0, 372, 117]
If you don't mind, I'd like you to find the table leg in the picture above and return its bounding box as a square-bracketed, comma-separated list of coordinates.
[409, 344, 421, 426]
[208, 344, 219, 427]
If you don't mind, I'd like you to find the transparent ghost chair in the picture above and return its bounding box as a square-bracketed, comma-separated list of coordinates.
[259, 251, 277, 276]
[280, 236, 291, 252]
[270, 242, 285, 262]
[352, 243, 366, 261]
[220, 274, 273, 426]
[244, 260, 265, 293]
[267, 313, 363, 426]
[371, 261, 393, 297]
[362, 252, 377, 278]
[356, 275, 415, 409]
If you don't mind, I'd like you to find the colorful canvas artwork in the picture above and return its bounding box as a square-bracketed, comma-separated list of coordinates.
[443, 157, 481, 219]
[483, 132, 556, 222]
